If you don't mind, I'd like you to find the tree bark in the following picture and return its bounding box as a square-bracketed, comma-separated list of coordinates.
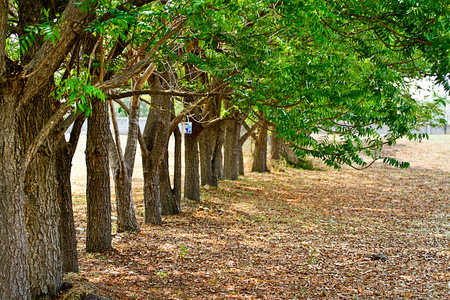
[142, 73, 173, 224]
[20, 88, 63, 299]
[86, 99, 112, 252]
[57, 118, 83, 273]
[199, 127, 217, 187]
[0, 99, 30, 299]
[223, 119, 241, 180]
[252, 121, 270, 173]
[212, 122, 225, 180]
[184, 125, 201, 200]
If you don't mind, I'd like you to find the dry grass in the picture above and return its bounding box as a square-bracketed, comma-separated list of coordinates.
[69, 135, 450, 299]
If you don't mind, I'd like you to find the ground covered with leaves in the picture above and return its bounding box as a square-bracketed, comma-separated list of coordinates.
[70, 136, 450, 299]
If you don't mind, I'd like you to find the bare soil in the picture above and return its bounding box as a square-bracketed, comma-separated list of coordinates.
[69, 135, 450, 299]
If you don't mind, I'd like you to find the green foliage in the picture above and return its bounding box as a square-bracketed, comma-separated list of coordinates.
[53, 71, 105, 116]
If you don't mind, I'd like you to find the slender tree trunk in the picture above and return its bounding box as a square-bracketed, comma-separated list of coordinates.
[57, 121, 82, 273]
[174, 127, 182, 209]
[109, 100, 140, 233]
[86, 99, 112, 252]
[239, 146, 245, 175]
[0, 101, 30, 299]
[252, 122, 269, 173]
[223, 119, 241, 180]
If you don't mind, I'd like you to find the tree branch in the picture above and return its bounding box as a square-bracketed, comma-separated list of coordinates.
[21, 102, 70, 179]
[0, 0, 8, 75]
[108, 89, 233, 99]
[96, 19, 187, 91]
[21, 0, 96, 109]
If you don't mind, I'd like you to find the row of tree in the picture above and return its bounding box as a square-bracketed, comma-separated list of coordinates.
[0, 0, 447, 298]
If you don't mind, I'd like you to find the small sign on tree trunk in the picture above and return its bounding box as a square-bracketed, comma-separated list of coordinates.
[183, 122, 192, 134]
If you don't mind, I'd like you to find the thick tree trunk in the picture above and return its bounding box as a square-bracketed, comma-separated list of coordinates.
[142, 73, 172, 224]
[20, 87, 63, 298]
[0, 101, 30, 299]
[252, 123, 269, 173]
[223, 119, 241, 180]
[86, 100, 112, 252]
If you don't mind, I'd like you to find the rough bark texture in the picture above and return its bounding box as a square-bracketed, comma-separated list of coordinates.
[20, 88, 63, 299]
[109, 98, 139, 233]
[0, 97, 30, 299]
[86, 100, 112, 253]
[142, 73, 172, 224]
[17, 1, 66, 296]
[252, 122, 270, 173]
[160, 150, 179, 215]
[223, 119, 241, 180]
[57, 123, 82, 273]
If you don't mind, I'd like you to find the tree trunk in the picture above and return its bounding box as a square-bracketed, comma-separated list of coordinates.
[184, 129, 201, 200]
[86, 99, 112, 252]
[57, 127, 82, 273]
[252, 122, 269, 173]
[0, 101, 30, 299]
[142, 73, 173, 224]
[239, 145, 245, 175]
[223, 119, 241, 180]
[174, 127, 182, 209]
[20, 87, 64, 298]
[212, 122, 225, 180]
[199, 127, 217, 187]
[270, 129, 281, 160]
[109, 98, 140, 233]
[160, 149, 180, 215]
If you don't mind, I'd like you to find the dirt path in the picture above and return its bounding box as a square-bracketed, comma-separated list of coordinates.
[70, 135, 450, 299]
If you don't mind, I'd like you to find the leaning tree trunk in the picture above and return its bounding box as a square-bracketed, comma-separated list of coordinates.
[86, 99, 112, 252]
[56, 117, 84, 273]
[252, 121, 270, 173]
